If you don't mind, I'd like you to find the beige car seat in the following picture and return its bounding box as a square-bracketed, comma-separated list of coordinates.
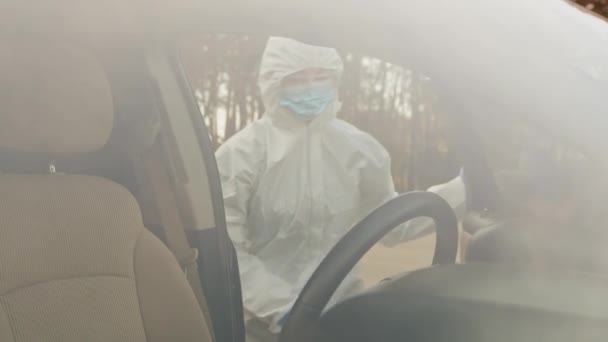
[0, 41, 214, 342]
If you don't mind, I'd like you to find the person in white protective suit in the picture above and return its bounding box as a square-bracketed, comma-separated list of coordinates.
[216, 37, 466, 342]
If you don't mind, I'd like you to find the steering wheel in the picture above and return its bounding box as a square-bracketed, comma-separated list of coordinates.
[279, 191, 459, 342]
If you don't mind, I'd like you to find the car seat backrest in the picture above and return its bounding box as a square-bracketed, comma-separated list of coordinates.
[0, 40, 213, 342]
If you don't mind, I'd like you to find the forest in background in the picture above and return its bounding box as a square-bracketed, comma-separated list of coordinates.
[181, 35, 456, 192]
[179, 3, 606, 192]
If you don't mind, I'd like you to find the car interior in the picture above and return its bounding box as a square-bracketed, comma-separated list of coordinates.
[2, 1, 608, 342]
[0, 39, 223, 342]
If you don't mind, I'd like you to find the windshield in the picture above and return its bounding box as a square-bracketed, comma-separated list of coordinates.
[179, 34, 463, 321]
[177, 23, 605, 339]
[462, 110, 608, 271]
[3, 1, 608, 341]
[476, 115, 592, 216]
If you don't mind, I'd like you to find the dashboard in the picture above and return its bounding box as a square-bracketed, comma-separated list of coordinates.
[319, 264, 608, 342]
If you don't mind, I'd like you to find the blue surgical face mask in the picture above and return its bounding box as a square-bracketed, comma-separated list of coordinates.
[279, 79, 337, 121]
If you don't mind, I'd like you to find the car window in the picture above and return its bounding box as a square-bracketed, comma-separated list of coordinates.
[178, 33, 461, 291]
[474, 113, 596, 223]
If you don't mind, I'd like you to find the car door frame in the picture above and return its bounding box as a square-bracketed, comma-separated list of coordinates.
[145, 44, 246, 342]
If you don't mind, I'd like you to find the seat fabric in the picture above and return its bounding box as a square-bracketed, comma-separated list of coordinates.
[0, 39, 213, 342]
[0, 175, 213, 342]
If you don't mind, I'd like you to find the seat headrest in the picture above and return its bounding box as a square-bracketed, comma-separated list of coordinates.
[0, 41, 113, 156]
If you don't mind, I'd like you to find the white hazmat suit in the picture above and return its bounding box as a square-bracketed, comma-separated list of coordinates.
[216, 37, 466, 339]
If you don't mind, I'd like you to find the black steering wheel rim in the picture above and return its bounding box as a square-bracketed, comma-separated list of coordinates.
[279, 191, 459, 342]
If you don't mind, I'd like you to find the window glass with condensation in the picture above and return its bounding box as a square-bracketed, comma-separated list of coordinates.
[179, 33, 462, 292]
